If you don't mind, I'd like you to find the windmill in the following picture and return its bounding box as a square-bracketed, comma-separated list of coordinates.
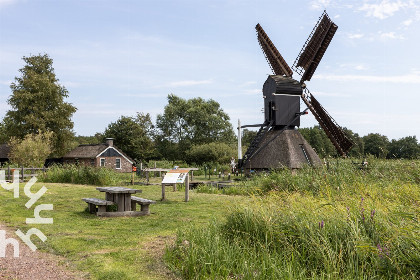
[239, 11, 353, 171]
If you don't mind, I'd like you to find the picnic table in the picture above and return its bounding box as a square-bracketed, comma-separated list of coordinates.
[82, 186, 155, 217]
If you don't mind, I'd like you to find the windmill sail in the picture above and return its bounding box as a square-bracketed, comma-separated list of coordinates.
[292, 11, 338, 83]
[301, 89, 353, 156]
[256, 23, 293, 77]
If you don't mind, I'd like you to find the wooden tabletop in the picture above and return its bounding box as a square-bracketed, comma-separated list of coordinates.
[96, 187, 142, 194]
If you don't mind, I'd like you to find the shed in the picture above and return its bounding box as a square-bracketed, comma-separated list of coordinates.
[0, 144, 10, 165]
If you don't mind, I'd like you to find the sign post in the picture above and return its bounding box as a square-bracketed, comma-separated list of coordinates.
[131, 165, 137, 185]
[161, 168, 190, 202]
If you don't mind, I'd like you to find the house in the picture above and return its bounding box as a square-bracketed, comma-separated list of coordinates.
[0, 144, 10, 166]
[63, 138, 134, 172]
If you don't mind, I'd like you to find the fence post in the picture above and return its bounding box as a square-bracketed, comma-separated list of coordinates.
[185, 173, 189, 202]
[7, 166, 10, 181]
[21, 166, 24, 181]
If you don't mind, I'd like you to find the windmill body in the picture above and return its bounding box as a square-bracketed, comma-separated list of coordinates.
[240, 11, 353, 171]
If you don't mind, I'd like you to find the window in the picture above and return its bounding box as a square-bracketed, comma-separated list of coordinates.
[100, 158, 105, 167]
[90, 159, 95, 166]
[115, 158, 121, 169]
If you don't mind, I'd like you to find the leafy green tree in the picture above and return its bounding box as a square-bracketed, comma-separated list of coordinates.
[241, 129, 258, 147]
[73, 133, 104, 146]
[156, 94, 235, 160]
[3, 54, 77, 157]
[8, 131, 53, 167]
[300, 126, 336, 158]
[363, 133, 389, 158]
[387, 136, 420, 159]
[186, 142, 235, 165]
[343, 128, 364, 158]
[104, 113, 155, 162]
[0, 121, 7, 143]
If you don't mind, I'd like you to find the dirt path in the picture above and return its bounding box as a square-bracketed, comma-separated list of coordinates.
[0, 223, 87, 280]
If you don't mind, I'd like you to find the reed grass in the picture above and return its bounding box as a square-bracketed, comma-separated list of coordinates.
[166, 158, 420, 279]
[39, 164, 120, 186]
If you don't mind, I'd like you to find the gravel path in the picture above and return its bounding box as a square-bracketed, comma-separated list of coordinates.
[0, 223, 87, 280]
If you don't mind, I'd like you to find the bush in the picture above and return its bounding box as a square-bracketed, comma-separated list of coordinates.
[186, 142, 235, 165]
[39, 165, 119, 186]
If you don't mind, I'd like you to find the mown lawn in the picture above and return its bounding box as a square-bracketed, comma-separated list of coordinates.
[0, 181, 249, 279]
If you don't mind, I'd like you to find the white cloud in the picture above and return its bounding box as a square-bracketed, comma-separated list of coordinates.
[0, 0, 17, 7]
[359, 0, 406, 19]
[379, 31, 404, 40]
[314, 72, 420, 83]
[339, 63, 369, 71]
[311, 91, 351, 97]
[169, 80, 212, 87]
[402, 19, 413, 26]
[311, 0, 331, 10]
[354, 64, 368, 71]
[348, 33, 364, 39]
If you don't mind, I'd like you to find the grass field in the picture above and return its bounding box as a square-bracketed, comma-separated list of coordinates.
[0, 159, 419, 279]
[0, 181, 251, 279]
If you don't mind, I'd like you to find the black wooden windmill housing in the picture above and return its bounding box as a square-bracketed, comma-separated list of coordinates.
[239, 11, 353, 170]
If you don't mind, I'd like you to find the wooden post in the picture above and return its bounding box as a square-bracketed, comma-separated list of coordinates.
[161, 183, 166, 200]
[154, 162, 157, 178]
[131, 171, 135, 185]
[7, 166, 10, 181]
[21, 166, 24, 181]
[191, 170, 194, 181]
[173, 183, 177, 191]
[185, 173, 189, 202]
[146, 171, 149, 184]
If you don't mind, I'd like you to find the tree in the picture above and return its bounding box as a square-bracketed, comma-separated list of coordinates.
[300, 126, 336, 158]
[186, 142, 236, 165]
[241, 129, 258, 147]
[3, 54, 77, 157]
[363, 133, 389, 158]
[343, 128, 364, 158]
[0, 121, 7, 143]
[156, 94, 235, 160]
[104, 113, 155, 162]
[387, 136, 420, 159]
[8, 131, 53, 167]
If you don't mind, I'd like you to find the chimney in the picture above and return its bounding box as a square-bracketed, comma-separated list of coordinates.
[105, 138, 114, 147]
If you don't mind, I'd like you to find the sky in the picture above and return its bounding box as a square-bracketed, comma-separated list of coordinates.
[0, 0, 419, 140]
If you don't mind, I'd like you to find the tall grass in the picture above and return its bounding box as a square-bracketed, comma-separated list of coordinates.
[166, 159, 420, 279]
[196, 158, 420, 196]
[39, 164, 120, 186]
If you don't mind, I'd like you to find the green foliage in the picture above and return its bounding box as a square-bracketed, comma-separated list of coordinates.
[363, 133, 389, 158]
[388, 136, 420, 159]
[156, 94, 235, 161]
[241, 129, 258, 147]
[0, 121, 7, 143]
[39, 165, 119, 186]
[8, 131, 53, 167]
[300, 126, 336, 157]
[186, 142, 235, 165]
[3, 54, 77, 157]
[73, 133, 103, 145]
[104, 113, 155, 162]
[167, 160, 420, 279]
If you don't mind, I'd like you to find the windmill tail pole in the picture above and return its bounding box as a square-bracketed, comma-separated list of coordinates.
[237, 119, 243, 166]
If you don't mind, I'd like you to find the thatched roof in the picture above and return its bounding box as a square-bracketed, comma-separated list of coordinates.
[63, 143, 134, 163]
[63, 144, 108, 158]
[244, 128, 322, 170]
[0, 144, 10, 159]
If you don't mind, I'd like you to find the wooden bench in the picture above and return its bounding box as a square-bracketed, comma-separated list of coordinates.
[82, 198, 116, 214]
[130, 196, 156, 214]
